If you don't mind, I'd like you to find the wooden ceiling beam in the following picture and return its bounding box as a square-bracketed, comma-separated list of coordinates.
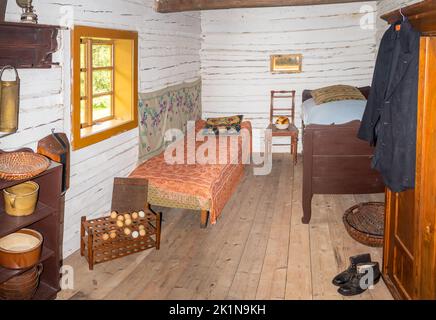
[155, 0, 375, 13]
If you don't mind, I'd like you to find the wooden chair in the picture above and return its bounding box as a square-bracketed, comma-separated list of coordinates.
[266, 90, 299, 164]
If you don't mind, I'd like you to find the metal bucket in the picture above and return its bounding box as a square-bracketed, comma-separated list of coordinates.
[3, 181, 39, 217]
[0, 65, 20, 134]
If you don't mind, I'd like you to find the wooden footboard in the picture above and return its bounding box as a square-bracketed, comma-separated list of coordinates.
[302, 121, 385, 224]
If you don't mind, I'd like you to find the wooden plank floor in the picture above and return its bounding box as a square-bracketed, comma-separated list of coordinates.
[58, 154, 392, 300]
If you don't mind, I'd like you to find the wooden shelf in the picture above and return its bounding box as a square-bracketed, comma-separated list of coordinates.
[0, 21, 64, 29]
[0, 154, 63, 300]
[32, 282, 58, 300]
[0, 202, 56, 238]
[380, 0, 436, 36]
[0, 21, 63, 68]
[0, 246, 54, 284]
[0, 162, 61, 190]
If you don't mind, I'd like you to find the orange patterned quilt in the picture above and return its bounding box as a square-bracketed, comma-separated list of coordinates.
[130, 120, 252, 224]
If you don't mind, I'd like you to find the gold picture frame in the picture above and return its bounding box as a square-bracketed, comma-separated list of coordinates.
[270, 54, 303, 74]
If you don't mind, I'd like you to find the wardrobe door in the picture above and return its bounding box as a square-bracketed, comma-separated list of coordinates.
[415, 37, 436, 300]
[384, 189, 418, 300]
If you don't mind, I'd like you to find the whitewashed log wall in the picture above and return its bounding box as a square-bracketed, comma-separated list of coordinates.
[1, 0, 201, 257]
[200, 2, 378, 152]
[0, 0, 425, 258]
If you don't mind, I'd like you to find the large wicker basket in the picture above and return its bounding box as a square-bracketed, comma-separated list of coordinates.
[0, 151, 50, 181]
[343, 202, 385, 247]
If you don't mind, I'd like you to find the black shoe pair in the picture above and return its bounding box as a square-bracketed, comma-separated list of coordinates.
[332, 254, 381, 296]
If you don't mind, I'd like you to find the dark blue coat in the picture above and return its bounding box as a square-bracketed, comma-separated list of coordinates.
[358, 19, 421, 192]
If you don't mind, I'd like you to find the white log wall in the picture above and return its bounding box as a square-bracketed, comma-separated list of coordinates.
[0, 0, 425, 258]
[1, 0, 201, 257]
[200, 2, 377, 152]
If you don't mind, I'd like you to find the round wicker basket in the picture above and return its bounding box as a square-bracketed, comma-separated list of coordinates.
[343, 202, 385, 247]
[0, 152, 50, 181]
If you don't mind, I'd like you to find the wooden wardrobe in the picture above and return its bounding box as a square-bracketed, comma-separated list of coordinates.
[381, 0, 436, 300]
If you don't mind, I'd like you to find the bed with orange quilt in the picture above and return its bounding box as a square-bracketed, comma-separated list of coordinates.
[129, 120, 252, 227]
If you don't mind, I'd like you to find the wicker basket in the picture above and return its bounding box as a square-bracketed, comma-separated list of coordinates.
[0, 152, 50, 181]
[343, 202, 385, 247]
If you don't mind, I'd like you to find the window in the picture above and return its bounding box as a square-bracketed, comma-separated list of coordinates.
[80, 39, 114, 127]
[72, 26, 138, 150]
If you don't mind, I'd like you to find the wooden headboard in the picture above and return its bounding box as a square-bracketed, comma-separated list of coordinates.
[302, 86, 371, 103]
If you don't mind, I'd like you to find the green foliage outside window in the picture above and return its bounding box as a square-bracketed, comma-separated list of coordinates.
[93, 44, 112, 114]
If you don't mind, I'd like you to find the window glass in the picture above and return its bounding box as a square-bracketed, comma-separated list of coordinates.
[80, 99, 87, 125]
[80, 43, 86, 69]
[92, 70, 112, 95]
[80, 72, 86, 97]
[93, 95, 112, 121]
[92, 44, 112, 68]
[80, 40, 114, 125]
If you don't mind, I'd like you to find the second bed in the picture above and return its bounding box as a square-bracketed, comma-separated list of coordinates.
[301, 86, 385, 223]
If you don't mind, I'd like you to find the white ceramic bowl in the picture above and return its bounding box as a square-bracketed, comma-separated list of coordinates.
[275, 123, 290, 130]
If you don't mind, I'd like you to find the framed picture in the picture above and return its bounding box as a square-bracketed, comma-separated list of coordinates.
[270, 54, 303, 74]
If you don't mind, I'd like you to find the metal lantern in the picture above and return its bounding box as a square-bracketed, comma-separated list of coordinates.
[16, 0, 38, 24]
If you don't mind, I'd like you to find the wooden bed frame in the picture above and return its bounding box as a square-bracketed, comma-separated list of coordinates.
[130, 120, 252, 229]
[301, 86, 385, 224]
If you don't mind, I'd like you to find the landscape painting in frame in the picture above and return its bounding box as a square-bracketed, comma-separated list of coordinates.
[270, 54, 303, 74]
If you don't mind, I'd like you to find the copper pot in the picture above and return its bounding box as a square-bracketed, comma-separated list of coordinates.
[0, 229, 43, 270]
[3, 181, 39, 217]
[0, 264, 43, 300]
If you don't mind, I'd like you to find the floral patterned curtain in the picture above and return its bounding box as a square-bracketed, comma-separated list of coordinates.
[138, 79, 202, 162]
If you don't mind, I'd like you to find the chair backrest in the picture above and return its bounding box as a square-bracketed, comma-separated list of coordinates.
[270, 90, 296, 124]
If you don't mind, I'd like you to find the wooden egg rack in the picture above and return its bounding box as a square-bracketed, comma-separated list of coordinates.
[80, 210, 161, 270]
[80, 178, 161, 270]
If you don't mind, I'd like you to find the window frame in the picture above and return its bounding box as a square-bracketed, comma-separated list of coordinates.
[80, 38, 115, 128]
[71, 25, 138, 151]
